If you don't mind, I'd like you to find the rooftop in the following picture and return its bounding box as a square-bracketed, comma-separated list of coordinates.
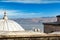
[56, 15, 60, 17]
[43, 22, 60, 25]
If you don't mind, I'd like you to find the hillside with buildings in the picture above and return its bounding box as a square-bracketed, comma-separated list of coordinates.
[13, 17, 57, 23]
[11, 17, 57, 32]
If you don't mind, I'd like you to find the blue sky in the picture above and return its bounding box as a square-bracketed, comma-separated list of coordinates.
[0, 0, 60, 18]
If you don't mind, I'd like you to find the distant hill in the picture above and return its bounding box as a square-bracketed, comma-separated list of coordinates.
[11, 17, 57, 23]
[10, 17, 57, 32]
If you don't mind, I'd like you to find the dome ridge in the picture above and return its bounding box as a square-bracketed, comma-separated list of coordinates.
[0, 11, 25, 31]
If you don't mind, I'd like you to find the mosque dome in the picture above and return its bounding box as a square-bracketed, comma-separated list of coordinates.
[0, 11, 25, 31]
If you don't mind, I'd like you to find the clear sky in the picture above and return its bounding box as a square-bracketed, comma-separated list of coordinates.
[0, 0, 60, 18]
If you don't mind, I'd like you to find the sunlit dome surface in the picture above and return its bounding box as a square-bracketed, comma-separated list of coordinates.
[0, 11, 25, 31]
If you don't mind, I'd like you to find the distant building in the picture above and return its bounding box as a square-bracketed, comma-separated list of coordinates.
[43, 15, 60, 33]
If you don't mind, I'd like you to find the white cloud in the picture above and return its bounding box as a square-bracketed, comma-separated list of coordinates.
[0, 9, 42, 18]
[0, 10, 17, 15]
[1, 0, 60, 3]
[1, 0, 42, 3]
[17, 12, 42, 18]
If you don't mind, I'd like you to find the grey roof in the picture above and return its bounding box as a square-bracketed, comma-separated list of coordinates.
[43, 22, 60, 25]
[56, 15, 60, 17]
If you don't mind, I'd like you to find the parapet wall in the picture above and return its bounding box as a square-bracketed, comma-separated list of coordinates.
[0, 36, 60, 40]
[0, 34, 60, 40]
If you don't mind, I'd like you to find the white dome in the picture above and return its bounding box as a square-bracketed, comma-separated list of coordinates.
[0, 11, 25, 31]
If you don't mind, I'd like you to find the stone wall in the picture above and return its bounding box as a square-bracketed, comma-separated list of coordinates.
[44, 24, 60, 33]
[0, 36, 60, 40]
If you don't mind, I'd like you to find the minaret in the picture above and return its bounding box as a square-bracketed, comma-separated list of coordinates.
[3, 11, 8, 20]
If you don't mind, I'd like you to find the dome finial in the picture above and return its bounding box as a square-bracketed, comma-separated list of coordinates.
[4, 11, 6, 16]
[3, 11, 8, 20]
